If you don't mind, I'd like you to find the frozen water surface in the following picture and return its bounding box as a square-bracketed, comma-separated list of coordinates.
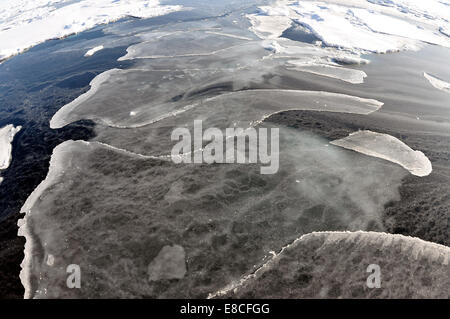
[15, 0, 450, 298]
[212, 231, 450, 298]
[331, 130, 432, 177]
[248, 0, 450, 53]
[19, 129, 409, 297]
[423, 72, 450, 93]
[0, 0, 183, 61]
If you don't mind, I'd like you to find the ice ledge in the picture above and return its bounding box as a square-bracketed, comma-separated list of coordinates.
[330, 130, 432, 177]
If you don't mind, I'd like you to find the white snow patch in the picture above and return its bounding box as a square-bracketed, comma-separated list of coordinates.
[0, 124, 21, 170]
[351, 8, 450, 47]
[0, 0, 183, 61]
[247, 14, 292, 40]
[440, 26, 450, 37]
[330, 130, 432, 177]
[287, 2, 419, 53]
[84, 45, 104, 57]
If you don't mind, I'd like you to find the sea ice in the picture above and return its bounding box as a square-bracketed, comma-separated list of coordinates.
[247, 0, 450, 54]
[51, 30, 383, 132]
[18, 128, 408, 298]
[330, 130, 432, 177]
[0, 0, 183, 61]
[351, 8, 450, 48]
[118, 30, 250, 60]
[0, 124, 21, 170]
[423, 72, 450, 93]
[84, 45, 104, 57]
[247, 14, 293, 40]
[211, 231, 450, 298]
[261, 37, 370, 82]
[286, 60, 367, 84]
[148, 245, 187, 281]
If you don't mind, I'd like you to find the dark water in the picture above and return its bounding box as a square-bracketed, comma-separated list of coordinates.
[0, 27, 134, 220]
[0, 21, 137, 299]
[0, 6, 258, 298]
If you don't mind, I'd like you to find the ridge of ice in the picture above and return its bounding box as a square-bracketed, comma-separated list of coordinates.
[423, 72, 450, 93]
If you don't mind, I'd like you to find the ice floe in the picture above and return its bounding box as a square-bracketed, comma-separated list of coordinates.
[118, 30, 251, 60]
[247, 13, 293, 40]
[51, 70, 383, 130]
[51, 82, 384, 158]
[148, 245, 187, 281]
[423, 72, 450, 93]
[330, 130, 432, 177]
[19, 128, 408, 297]
[0, 124, 21, 170]
[0, 0, 183, 61]
[210, 231, 450, 298]
[247, 0, 450, 54]
[84, 45, 104, 57]
[18, 139, 77, 299]
[50, 31, 383, 132]
[287, 60, 367, 84]
[50, 68, 122, 129]
[351, 8, 450, 47]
